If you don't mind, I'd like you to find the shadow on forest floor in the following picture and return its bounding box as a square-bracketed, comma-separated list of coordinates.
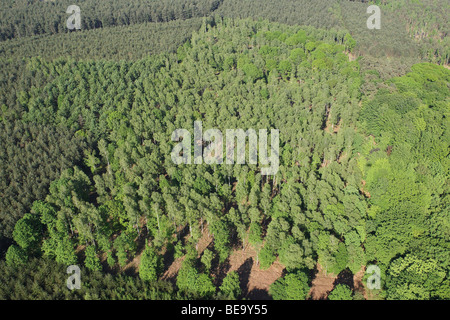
[333, 268, 355, 290]
[247, 288, 272, 300]
[237, 257, 253, 298]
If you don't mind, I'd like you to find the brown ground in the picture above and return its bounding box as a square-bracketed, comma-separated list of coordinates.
[225, 244, 285, 299]
[308, 264, 368, 300]
[162, 256, 185, 280]
[161, 225, 213, 281]
[360, 180, 371, 198]
[195, 226, 214, 256]
[160, 227, 285, 299]
[149, 226, 368, 300]
[353, 266, 368, 300]
[308, 264, 337, 300]
[75, 244, 86, 254]
[81, 224, 369, 301]
[346, 52, 357, 62]
[123, 250, 143, 275]
[324, 116, 342, 135]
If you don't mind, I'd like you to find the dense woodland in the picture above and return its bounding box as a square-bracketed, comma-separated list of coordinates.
[0, 0, 448, 300]
[0, 0, 222, 40]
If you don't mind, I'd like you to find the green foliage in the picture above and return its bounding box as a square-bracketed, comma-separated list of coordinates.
[277, 60, 293, 75]
[5, 245, 28, 267]
[0, 0, 217, 41]
[13, 213, 43, 253]
[240, 63, 264, 83]
[258, 245, 276, 270]
[285, 30, 307, 46]
[201, 249, 214, 272]
[248, 222, 262, 246]
[210, 218, 230, 263]
[219, 271, 241, 299]
[0, 7, 448, 300]
[217, 0, 449, 65]
[269, 271, 310, 300]
[114, 232, 137, 267]
[50, 235, 77, 266]
[385, 255, 450, 300]
[139, 245, 162, 282]
[333, 242, 349, 275]
[195, 273, 217, 297]
[0, 122, 86, 239]
[0, 258, 175, 300]
[344, 33, 356, 53]
[176, 252, 216, 298]
[84, 245, 102, 272]
[290, 48, 306, 64]
[328, 284, 353, 300]
[174, 241, 185, 259]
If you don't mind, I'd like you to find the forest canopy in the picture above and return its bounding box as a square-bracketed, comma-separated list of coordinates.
[0, 0, 448, 301]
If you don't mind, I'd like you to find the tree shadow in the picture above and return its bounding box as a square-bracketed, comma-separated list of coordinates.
[247, 288, 272, 300]
[0, 237, 12, 259]
[136, 229, 148, 253]
[333, 268, 354, 290]
[211, 251, 231, 287]
[177, 225, 190, 245]
[237, 257, 253, 298]
[161, 243, 175, 276]
[308, 264, 319, 282]
[158, 225, 190, 283]
[123, 229, 150, 277]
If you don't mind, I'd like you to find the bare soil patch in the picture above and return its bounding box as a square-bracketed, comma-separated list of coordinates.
[161, 224, 213, 282]
[309, 265, 368, 300]
[224, 245, 285, 299]
[308, 264, 337, 300]
[162, 256, 185, 281]
[353, 266, 368, 299]
[196, 226, 214, 256]
[162, 228, 285, 299]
